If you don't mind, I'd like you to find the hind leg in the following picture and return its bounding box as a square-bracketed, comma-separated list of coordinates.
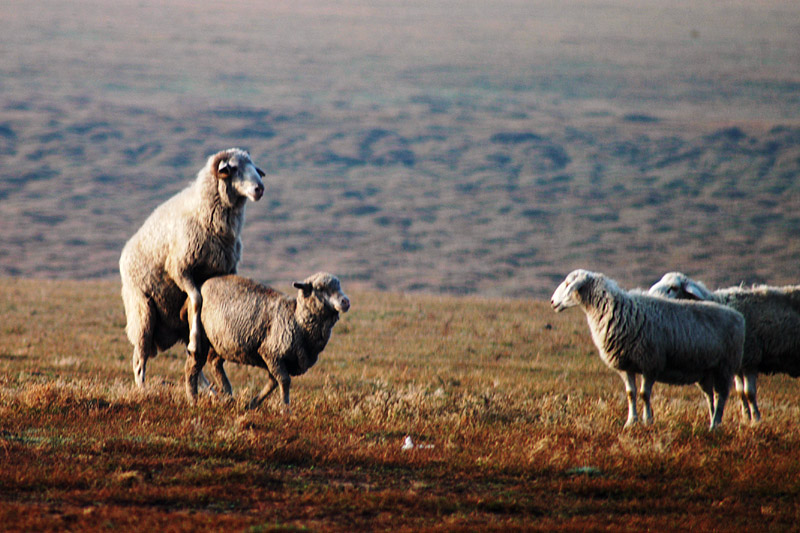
[734, 374, 751, 421]
[207, 349, 233, 397]
[742, 372, 761, 423]
[639, 375, 655, 425]
[184, 340, 209, 405]
[123, 289, 157, 387]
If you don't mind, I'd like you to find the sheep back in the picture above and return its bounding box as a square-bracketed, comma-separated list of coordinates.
[587, 283, 744, 384]
[714, 285, 800, 377]
[198, 275, 321, 376]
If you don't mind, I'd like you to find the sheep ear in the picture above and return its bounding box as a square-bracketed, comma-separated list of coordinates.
[293, 282, 313, 296]
[256, 167, 265, 178]
[683, 281, 708, 300]
[216, 160, 232, 179]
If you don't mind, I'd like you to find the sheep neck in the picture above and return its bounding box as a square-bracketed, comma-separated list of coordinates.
[582, 279, 644, 371]
[293, 298, 340, 356]
[196, 173, 246, 239]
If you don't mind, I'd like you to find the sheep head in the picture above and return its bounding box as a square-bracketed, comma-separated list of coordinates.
[648, 272, 712, 300]
[294, 272, 351, 315]
[551, 269, 600, 312]
[212, 148, 265, 203]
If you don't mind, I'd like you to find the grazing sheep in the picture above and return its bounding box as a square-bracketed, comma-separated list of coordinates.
[183, 272, 350, 409]
[120, 148, 265, 387]
[550, 269, 745, 430]
[649, 272, 800, 422]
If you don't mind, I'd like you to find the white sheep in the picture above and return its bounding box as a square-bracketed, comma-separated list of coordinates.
[649, 272, 800, 422]
[119, 148, 265, 387]
[183, 272, 350, 409]
[551, 269, 745, 430]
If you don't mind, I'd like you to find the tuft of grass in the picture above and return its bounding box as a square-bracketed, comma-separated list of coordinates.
[1, 278, 800, 530]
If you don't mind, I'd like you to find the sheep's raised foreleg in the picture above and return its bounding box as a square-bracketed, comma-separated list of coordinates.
[173, 271, 204, 357]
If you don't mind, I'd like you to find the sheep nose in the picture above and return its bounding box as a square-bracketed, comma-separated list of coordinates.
[341, 296, 351, 312]
[254, 184, 264, 200]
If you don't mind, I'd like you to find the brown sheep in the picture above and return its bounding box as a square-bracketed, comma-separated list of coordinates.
[184, 272, 350, 410]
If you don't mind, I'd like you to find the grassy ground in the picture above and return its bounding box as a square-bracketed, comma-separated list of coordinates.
[1, 278, 799, 531]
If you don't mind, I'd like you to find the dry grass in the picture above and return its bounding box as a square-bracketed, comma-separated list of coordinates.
[2, 278, 800, 531]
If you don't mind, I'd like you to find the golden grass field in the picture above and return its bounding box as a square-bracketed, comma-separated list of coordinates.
[2, 278, 800, 531]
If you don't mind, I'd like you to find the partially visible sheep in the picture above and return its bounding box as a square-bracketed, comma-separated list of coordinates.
[120, 148, 265, 387]
[551, 269, 745, 430]
[184, 272, 350, 409]
[649, 272, 800, 422]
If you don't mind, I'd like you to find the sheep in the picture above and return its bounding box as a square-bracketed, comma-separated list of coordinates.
[183, 272, 350, 410]
[550, 269, 745, 430]
[119, 148, 265, 387]
[649, 272, 800, 422]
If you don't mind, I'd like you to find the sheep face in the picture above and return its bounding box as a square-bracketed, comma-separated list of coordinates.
[551, 269, 596, 312]
[649, 272, 712, 301]
[215, 150, 265, 202]
[293, 272, 351, 314]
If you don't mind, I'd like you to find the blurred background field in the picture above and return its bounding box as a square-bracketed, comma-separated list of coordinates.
[1, 0, 799, 297]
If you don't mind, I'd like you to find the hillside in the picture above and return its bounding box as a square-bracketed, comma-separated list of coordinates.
[1, 0, 799, 297]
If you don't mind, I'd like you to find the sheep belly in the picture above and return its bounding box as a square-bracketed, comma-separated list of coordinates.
[201, 306, 270, 368]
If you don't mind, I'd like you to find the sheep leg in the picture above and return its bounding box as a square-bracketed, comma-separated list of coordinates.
[259, 361, 292, 415]
[699, 375, 716, 422]
[184, 340, 208, 405]
[709, 372, 731, 430]
[248, 374, 278, 410]
[620, 371, 638, 427]
[742, 372, 761, 423]
[639, 375, 655, 425]
[125, 294, 157, 388]
[207, 350, 233, 397]
[173, 271, 204, 357]
[734, 374, 751, 421]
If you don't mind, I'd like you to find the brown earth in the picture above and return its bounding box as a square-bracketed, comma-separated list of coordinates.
[2, 279, 800, 531]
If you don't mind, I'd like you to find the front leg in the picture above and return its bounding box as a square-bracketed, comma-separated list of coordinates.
[248, 373, 278, 410]
[698, 374, 716, 422]
[265, 359, 292, 415]
[620, 371, 638, 427]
